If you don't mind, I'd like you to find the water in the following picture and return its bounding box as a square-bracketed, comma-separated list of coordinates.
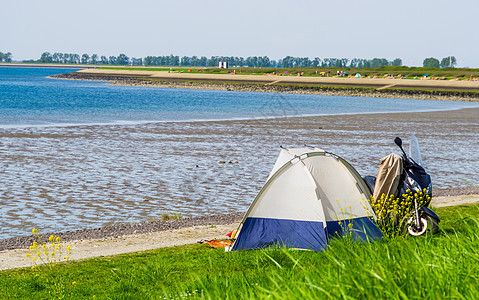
[1, 67, 476, 126]
[0, 67, 478, 239]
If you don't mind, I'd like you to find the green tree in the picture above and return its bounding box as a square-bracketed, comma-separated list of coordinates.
[0, 52, 13, 62]
[440, 56, 456, 68]
[423, 57, 440, 68]
[180, 56, 191, 66]
[281, 56, 294, 68]
[81, 54, 90, 64]
[63, 53, 70, 63]
[321, 58, 331, 67]
[71, 54, 80, 64]
[52, 53, 63, 63]
[116, 54, 130, 65]
[91, 54, 98, 64]
[198, 56, 208, 66]
[391, 58, 402, 66]
[131, 57, 142, 66]
[370, 58, 389, 68]
[348, 58, 358, 68]
[39, 52, 53, 63]
[312, 57, 321, 67]
[358, 59, 370, 68]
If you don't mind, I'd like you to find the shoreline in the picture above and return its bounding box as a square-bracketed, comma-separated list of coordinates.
[1, 190, 478, 271]
[50, 69, 479, 102]
[1, 186, 478, 252]
[1, 99, 479, 245]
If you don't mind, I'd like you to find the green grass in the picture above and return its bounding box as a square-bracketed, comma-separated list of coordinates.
[99, 65, 479, 80]
[1, 204, 478, 299]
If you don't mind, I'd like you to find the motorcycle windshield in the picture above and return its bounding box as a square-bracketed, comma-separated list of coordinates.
[409, 134, 423, 167]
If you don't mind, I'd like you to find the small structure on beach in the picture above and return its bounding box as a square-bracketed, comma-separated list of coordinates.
[218, 61, 229, 69]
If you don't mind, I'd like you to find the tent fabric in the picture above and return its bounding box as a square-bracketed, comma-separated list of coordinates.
[266, 147, 324, 181]
[326, 217, 383, 241]
[233, 217, 328, 252]
[231, 148, 382, 252]
[372, 153, 403, 201]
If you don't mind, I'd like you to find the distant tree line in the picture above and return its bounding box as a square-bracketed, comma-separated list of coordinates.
[145, 55, 403, 68]
[0, 51, 13, 62]
[37, 52, 144, 66]
[36, 52, 405, 68]
[423, 56, 457, 68]
[7, 52, 458, 69]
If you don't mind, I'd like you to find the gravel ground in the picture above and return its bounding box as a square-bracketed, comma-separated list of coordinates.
[1, 186, 478, 252]
[0, 212, 244, 251]
[434, 185, 479, 197]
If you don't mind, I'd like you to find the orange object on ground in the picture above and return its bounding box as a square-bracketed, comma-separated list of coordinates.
[200, 239, 233, 248]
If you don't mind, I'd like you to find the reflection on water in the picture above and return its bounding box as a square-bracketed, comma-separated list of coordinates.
[0, 108, 478, 239]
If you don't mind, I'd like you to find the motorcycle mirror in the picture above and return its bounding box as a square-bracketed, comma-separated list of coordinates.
[394, 137, 408, 156]
[394, 137, 402, 147]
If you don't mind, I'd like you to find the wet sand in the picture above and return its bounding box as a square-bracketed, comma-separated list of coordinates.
[1, 106, 479, 240]
[1, 105, 478, 269]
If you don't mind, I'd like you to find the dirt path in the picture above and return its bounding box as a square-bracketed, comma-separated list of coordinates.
[1, 194, 478, 271]
[431, 194, 479, 207]
[0, 223, 238, 271]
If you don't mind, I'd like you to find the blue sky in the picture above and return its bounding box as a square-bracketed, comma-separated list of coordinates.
[2, 0, 477, 67]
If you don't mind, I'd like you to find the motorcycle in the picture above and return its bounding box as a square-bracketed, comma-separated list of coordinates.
[363, 135, 440, 236]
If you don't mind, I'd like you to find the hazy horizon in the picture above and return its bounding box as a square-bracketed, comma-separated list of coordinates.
[2, 0, 478, 67]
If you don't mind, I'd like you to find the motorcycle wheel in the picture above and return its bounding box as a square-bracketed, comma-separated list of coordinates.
[407, 217, 428, 236]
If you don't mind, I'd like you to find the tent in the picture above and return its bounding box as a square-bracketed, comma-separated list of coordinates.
[231, 147, 382, 252]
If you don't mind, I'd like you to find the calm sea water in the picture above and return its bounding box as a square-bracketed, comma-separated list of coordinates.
[1, 67, 477, 126]
[0, 67, 478, 239]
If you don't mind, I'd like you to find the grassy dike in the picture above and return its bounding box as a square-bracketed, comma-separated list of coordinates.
[1, 204, 478, 299]
[100, 66, 479, 79]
